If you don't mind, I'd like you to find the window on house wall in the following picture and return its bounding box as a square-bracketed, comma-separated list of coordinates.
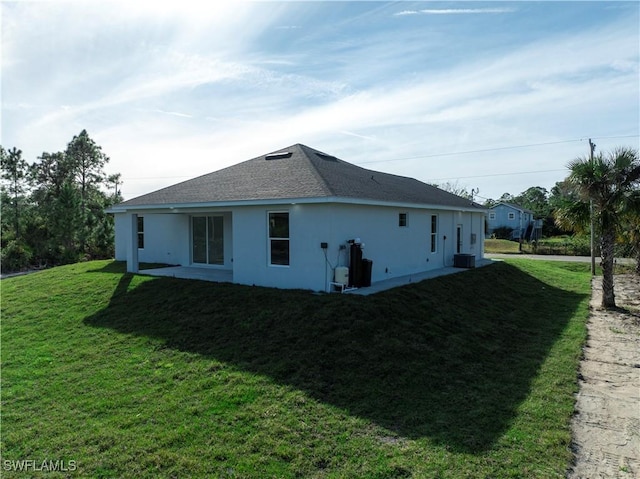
[137, 216, 144, 249]
[508, 212, 516, 220]
[269, 212, 289, 266]
[399, 213, 408, 227]
[430, 215, 437, 253]
[489, 212, 496, 220]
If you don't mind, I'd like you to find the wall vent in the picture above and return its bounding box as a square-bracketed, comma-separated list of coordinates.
[265, 152, 292, 160]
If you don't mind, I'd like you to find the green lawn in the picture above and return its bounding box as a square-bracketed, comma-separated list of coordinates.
[1, 259, 591, 478]
[484, 238, 521, 254]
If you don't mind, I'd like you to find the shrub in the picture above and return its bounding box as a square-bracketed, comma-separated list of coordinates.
[1, 239, 33, 273]
[492, 226, 515, 240]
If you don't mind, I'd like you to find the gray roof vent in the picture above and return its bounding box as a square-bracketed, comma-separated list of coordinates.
[316, 153, 338, 162]
[265, 151, 292, 160]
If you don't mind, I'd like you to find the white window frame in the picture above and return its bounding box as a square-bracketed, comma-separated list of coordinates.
[488, 212, 496, 220]
[430, 214, 438, 254]
[137, 216, 144, 249]
[268, 211, 290, 267]
[508, 212, 516, 220]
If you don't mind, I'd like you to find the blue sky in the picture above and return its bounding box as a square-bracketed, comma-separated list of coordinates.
[2, 1, 639, 202]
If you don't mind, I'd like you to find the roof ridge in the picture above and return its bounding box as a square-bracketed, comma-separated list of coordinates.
[297, 144, 340, 196]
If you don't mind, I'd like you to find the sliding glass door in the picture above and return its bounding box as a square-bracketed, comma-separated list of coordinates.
[192, 216, 224, 265]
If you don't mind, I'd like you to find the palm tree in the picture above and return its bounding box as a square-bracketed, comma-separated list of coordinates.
[620, 195, 640, 276]
[566, 147, 640, 308]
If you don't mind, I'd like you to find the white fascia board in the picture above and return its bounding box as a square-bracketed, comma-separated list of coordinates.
[106, 196, 487, 214]
[328, 197, 487, 213]
[106, 197, 331, 213]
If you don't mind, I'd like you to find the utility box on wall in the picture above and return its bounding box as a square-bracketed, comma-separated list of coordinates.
[361, 259, 373, 287]
[453, 253, 475, 268]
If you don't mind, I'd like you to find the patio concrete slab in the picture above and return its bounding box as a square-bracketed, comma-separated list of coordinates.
[346, 258, 495, 295]
[138, 259, 495, 294]
[139, 266, 233, 283]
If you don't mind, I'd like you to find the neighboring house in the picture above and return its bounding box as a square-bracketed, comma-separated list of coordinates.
[108, 144, 486, 292]
[486, 202, 543, 241]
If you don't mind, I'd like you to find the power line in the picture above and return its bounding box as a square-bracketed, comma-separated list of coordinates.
[357, 134, 638, 165]
[427, 168, 567, 182]
[588, 134, 638, 141]
[119, 134, 639, 182]
[358, 139, 583, 164]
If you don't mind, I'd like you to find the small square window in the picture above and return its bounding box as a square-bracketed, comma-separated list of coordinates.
[508, 212, 516, 220]
[399, 213, 408, 227]
[489, 212, 496, 220]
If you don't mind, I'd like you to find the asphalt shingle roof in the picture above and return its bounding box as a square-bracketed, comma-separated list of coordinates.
[492, 202, 534, 214]
[118, 144, 482, 209]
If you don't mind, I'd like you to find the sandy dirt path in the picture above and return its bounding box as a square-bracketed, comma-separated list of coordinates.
[568, 274, 640, 478]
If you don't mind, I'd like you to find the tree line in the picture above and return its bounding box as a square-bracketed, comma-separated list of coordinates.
[448, 146, 638, 309]
[1, 130, 122, 272]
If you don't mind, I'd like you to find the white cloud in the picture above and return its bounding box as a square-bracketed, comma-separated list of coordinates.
[2, 1, 638, 201]
[394, 8, 516, 16]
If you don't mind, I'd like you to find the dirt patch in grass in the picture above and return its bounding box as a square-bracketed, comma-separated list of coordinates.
[568, 274, 640, 478]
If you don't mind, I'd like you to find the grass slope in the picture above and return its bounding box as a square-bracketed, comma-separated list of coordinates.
[1, 260, 591, 478]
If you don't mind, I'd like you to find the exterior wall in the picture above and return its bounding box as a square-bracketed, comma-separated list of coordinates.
[114, 213, 128, 261]
[233, 203, 485, 292]
[115, 204, 485, 292]
[114, 213, 190, 266]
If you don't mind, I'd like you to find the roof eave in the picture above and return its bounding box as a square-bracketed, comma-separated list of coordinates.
[107, 196, 487, 214]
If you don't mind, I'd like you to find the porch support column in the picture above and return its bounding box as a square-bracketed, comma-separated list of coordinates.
[127, 213, 139, 273]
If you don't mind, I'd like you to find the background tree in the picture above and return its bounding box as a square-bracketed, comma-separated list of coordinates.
[1, 146, 34, 271]
[618, 190, 640, 275]
[31, 151, 71, 197]
[551, 180, 591, 235]
[566, 146, 640, 308]
[482, 198, 498, 208]
[64, 130, 109, 254]
[107, 173, 122, 198]
[51, 181, 83, 262]
[435, 180, 473, 200]
[514, 187, 549, 217]
[30, 151, 75, 264]
[1, 131, 121, 272]
[0, 146, 29, 239]
[498, 192, 515, 203]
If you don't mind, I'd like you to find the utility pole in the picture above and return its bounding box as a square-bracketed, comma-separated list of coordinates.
[470, 187, 479, 205]
[589, 138, 596, 276]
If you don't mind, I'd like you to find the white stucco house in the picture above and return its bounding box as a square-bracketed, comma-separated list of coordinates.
[109, 144, 486, 292]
